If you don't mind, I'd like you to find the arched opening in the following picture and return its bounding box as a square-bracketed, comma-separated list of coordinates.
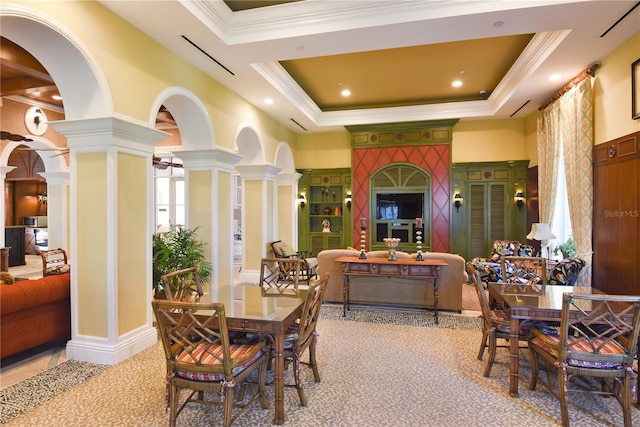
[370, 163, 431, 252]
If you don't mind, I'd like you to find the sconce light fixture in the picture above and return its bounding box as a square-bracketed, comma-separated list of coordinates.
[453, 193, 463, 212]
[345, 192, 352, 210]
[515, 191, 524, 210]
[38, 192, 48, 205]
[298, 193, 306, 209]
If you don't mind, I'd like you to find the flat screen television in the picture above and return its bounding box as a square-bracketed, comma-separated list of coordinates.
[376, 193, 424, 220]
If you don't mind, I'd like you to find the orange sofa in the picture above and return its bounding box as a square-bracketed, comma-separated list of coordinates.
[0, 273, 71, 359]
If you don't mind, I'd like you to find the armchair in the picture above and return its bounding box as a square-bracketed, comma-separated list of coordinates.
[270, 240, 318, 284]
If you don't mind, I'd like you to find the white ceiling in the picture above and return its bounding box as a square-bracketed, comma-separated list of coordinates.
[99, 0, 640, 133]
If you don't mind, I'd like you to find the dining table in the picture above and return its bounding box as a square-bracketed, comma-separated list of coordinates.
[201, 284, 305, 425]
[487, 283, 605, 398]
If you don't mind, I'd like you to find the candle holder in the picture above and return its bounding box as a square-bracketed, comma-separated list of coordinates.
[359, 226, 367, 259]
[383, 237, 401, 261]
[415, 228, 424, 261]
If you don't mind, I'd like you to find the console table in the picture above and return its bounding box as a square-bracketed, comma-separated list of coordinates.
[335, 256, 447, 323]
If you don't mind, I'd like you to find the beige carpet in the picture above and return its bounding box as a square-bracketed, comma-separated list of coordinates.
[3, 304, 637, 426]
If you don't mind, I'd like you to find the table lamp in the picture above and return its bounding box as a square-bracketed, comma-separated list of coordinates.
[526, 222, 556, 262]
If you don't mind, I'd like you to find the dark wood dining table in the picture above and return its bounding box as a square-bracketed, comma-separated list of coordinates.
[487, 283, 604, 397]
[201, 285, 304, 424]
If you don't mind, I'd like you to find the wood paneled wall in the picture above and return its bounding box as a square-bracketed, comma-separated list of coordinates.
[593, 131, 640, 295]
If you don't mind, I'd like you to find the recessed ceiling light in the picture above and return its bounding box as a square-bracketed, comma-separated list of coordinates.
[451, 80, 463, 88]
[264, 98, 274, 104]
[341, 89, 351, 97]
[549, 74, 562, 81]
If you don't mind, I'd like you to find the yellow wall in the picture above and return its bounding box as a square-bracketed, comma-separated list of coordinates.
[76, 152, 108, 337]
[452, 119, 528, 163]
[295, 132, 352, 169]
[217, 171, 232, 289]
[594, 31, 640, 144]
[278, 185, 294, 243]
[188, 171, 212, 292]
[244, 180, 263, 271]
[117, 153, 147, 334]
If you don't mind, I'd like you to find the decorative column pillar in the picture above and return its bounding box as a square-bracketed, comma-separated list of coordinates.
[52, 117, 166, 365]
[38, 171, 70, 252]
[235, 164, 282, 284]
[178, 148, 242, 294]
[275, 171, 302, 250]
[0, 166, 17, 248]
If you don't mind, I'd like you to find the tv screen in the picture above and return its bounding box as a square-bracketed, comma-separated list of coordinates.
[376, 193, 424, 220]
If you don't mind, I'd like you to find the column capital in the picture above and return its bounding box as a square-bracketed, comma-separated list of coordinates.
[0, 166, 16, 178]
[276, 172, 302, 186]
[235, 164, 281, 180]
[51, 116, 166, 153]
[38, 170, 70, 185]
[176, 148, 243, 172]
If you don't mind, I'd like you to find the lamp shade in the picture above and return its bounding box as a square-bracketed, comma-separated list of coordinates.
[526, 223, 556, 241]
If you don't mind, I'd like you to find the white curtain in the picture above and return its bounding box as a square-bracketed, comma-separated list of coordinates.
[536, 77, 594, 286]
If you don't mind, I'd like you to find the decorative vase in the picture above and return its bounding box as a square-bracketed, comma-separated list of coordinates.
[383, 237, 401, 261]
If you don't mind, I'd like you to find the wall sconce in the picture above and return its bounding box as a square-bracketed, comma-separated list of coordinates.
[515, 191, 524, 210]
[298, 193, 306, 209]
[38, 192, 47, 205]
[345, 192, 352, 210]
[453, 193, 463, 212]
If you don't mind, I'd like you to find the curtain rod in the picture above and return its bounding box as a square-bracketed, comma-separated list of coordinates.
[538, 63, 599, 111]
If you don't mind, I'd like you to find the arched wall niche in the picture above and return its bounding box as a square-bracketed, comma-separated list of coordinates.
[370, 163, 431, 252]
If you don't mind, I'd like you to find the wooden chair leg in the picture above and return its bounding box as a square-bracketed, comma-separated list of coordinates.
[528, 347, 539, 390]
[293, 356, 308, 406]
[557, 365, 570, 427]
[483, 333, 497, 377]
[477, 331, 488, 361]
[223, 387, 234, 427]
[309, 340, 321, 382]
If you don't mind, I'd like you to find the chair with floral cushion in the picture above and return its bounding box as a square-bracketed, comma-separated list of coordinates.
[528, 293, 640, 427]
[270, 240, 317, 284]
[500, 256, 547, 286]
[466, 240, 536, 285]
[152, 299, 269, 427]
[547, 257, 586, 286]
[471, 270, 530, 377]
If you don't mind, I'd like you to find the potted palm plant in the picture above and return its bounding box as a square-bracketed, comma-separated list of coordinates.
[152, 226, 212, 299]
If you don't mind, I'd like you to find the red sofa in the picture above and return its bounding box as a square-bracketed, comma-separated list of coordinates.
[0, 273, 71, 359]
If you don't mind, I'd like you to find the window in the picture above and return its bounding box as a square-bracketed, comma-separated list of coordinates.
[550, 146, 573, 259]
[154, 157, 184, 232]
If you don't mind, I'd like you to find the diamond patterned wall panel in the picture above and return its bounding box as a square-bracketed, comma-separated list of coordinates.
[352, 144, 451, 252]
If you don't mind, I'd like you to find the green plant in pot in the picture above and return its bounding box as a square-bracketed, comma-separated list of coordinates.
[152, 226, 212, 299]
[553, 236, 576, 259]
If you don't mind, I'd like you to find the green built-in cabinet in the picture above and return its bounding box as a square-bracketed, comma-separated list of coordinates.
[451, 161, 529, 261]
[298, 168, 352, 255]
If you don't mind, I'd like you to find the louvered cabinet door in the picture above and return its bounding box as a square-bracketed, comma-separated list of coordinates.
[468, 182, 506, 259]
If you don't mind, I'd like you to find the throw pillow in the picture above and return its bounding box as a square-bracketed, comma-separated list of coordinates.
[280, 246, 298, 257]
[0, 271, 15, 284]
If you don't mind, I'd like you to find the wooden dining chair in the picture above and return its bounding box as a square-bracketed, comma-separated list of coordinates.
[259, 257, 304, 297]
[280, 273, 329, 406]
[160, 267, 203, 302]
[528, 293, 640, 427]
[152, 299, 269, 427]
[471, 270, 529, 377]
[39, 248, 69, 276]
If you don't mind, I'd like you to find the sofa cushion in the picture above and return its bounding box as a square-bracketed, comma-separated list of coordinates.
[0, 273, 71, 316]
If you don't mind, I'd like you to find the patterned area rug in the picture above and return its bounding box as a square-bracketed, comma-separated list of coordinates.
[321, 303, 482, 330]
[0, 360, 108, 424]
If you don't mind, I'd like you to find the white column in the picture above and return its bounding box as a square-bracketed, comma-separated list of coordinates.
[52, 117, 166, 365]
[177, 148, 243, 294]
[275, 172, 302, 250]
[0, 166, 17, 248]
[235, 164, 281, 284]
[38, 171, 70, 252]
